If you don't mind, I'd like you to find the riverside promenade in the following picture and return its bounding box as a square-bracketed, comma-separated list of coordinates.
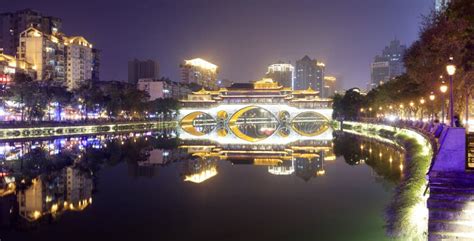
[342, 120, 474, 240]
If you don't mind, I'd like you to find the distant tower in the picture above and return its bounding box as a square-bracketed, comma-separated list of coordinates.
[128, 59, 160, 84]
[370, 39, 406, 89]
[294, 56, 325, 96]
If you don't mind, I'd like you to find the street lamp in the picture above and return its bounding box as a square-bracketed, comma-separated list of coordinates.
[429, 92, 435, 121]
[399, 104, 404, 119]
[409, 101, 415, 120]
[447, 57, 456, 127]
[440, 80, 448, 123]
[420, 98, 426, 121]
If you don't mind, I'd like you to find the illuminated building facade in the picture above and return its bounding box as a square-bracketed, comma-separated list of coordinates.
[65, 36, 93, 90]
[265, 61, 294, 89]
[137, 78, 191, 100]
[17, 27, 98, 89]
[180, 58, 218, 90]
[0, 9, 62, 56]
[294, 56, 325, 95]
[370, 39, 406, 89]
[0, 52, 36, 84]
[18, 27, 66, 82]
[181, 78, 331, 109]
[128, 59, 160, 84]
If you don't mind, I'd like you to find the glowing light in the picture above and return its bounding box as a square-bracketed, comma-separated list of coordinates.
[184, 167, 218, 183]
[51, 204, 58, 212]
[324, 76, 336, 81]
[446, 59, 456, 76]
[33, 210, 41, 220]
[440, 81, 448, 93]
[184, 58, 218, 71]
[429, 93, 435, 101]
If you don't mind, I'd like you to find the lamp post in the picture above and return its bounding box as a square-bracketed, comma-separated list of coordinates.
[409, 101, 415, 120]
[446, 57, 456, 127]
[420, 98, 426, 121]
[440, 80, 448, 124]
[429, 92, 435, 121]
[399, 104, 404, 119]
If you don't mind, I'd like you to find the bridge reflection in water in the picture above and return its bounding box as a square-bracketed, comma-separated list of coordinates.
[179, 139, 334, 184]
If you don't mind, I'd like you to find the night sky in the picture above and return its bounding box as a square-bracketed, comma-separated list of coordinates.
[4, 0, 433, 89]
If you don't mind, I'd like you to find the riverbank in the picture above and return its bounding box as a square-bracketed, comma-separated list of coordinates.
[341, 121, 433, 240]
[0, 120, 177, 140]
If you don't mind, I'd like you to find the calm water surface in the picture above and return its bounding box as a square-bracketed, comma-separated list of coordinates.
[0, 131, 404, 241]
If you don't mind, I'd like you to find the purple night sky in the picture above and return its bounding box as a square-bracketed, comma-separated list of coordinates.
[4, 0, 433, 89]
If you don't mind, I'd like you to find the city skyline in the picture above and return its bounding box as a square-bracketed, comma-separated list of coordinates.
[3, 0, 432, 89]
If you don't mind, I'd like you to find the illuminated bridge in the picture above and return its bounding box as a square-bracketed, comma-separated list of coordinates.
[178, 78, 333, 144]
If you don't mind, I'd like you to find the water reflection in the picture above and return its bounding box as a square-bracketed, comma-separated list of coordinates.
[176, 139, 333, 183]
[0, 128, 407, 239]
[333, 132, 404, 183]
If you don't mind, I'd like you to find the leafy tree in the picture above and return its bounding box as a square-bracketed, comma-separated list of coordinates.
[332, 88, 364, 120]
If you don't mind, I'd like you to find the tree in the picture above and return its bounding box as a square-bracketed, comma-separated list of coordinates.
[74, 81, 106, 121]
[332, 88, 365, 120]
[404, 0, 474, 117]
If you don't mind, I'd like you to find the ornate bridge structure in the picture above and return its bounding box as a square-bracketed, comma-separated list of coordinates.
[177, 78, 333, 144]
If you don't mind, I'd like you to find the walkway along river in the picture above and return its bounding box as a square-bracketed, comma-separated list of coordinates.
[342, 120, 474, 240]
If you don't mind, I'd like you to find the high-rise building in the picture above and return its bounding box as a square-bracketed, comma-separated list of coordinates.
[65, 36, 93, 90]
[265, 61, 294, 89]
[91, 48, 100, 81]
[294, 56, 325, 94]
[128, 59, 160, 84]
[17, 27, 98, 89]
[18, 27, 66, 82]
[370, 39, 406, 89]
[180, 58, 218, 90]
[0, 9, 62, 56]
[435, 0, 451, 12]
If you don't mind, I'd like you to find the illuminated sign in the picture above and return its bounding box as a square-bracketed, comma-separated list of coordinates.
[0, 74, 11, 84]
